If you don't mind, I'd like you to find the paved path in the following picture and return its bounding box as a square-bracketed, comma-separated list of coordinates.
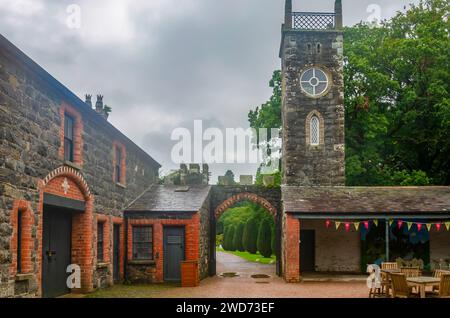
[157, 252, 369, 298]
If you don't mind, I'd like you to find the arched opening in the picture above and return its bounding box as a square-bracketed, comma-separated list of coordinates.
[37, 166, 93, 297]
[212, 193, 280, 279]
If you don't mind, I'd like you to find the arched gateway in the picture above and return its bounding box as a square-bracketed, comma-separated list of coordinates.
[37, 166, 94, 297]
[209, 186, 282, 276]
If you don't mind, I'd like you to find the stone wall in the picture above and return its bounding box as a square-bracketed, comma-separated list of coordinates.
[198, 192, 211, 280]
[0, 46, 159, 297]
[301, 220, 361, 273]
[281, 30, 345, 186]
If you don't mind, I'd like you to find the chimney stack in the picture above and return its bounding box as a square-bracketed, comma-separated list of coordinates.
[85, 94, 92, 108]
[95, 95, 104, 113]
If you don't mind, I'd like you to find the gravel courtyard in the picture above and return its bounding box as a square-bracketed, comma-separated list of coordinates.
[86, 252, 369, 298]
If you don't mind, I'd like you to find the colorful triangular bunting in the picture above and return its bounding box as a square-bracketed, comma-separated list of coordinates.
[335, 222, 341, 230]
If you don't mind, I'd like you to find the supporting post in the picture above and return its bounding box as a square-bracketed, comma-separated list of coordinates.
[334, 0, 343, 29]
[385, 219, 390, 261]
[285, 0, 292, 29]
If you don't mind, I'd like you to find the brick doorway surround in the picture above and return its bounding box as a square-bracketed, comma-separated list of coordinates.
[37, 166, 94, 296]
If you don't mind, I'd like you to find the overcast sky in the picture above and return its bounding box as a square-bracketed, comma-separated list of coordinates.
[0, 0, 419, 183]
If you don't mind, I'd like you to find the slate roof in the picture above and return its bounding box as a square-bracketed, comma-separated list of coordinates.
[282, 186, 450, 214]
[125, 185, 212, 212]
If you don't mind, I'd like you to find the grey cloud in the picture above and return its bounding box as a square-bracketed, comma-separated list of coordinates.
[0, 0, 420, 183]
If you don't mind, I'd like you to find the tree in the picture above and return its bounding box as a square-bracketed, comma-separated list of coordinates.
[233, 223, 245, 252]
[222, 226, 229, 250]
[226, 226, 236, 251]
[243, 218, 258, 254]
[247, 0, 450, 186]
[257, 219, 273, 258]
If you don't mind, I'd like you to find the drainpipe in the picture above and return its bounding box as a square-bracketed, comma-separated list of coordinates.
[385, 219, 390, 261]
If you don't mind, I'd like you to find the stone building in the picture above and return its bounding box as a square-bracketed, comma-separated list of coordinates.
[1, 0, 450, 299]
[280, 0, 450, 282]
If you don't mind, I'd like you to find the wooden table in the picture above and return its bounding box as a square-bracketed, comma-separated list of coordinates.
[407, 277, 441, 298]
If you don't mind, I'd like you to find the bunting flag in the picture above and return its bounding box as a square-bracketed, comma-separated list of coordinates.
[345, 223, 351, 232]
[322, 220, 448, 233]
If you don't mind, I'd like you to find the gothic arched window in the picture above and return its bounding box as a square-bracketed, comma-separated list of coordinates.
[310, 116, 320, 146]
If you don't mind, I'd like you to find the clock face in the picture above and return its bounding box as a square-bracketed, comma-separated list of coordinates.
[300, 67, 330, 98]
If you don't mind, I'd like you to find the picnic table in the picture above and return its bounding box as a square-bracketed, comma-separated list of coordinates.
[407, 277, 441, 298]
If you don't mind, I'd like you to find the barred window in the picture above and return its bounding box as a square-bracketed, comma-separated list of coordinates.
[310, 116, 320, 146]
[97, 222, 104, 262]
[132, 226, 153, 260]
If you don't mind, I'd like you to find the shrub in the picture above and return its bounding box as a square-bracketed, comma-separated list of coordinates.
[243, 218, 258, 254]
[233, 223, 245, 252]
[257, 218, 272, 258]
[226, 226, 236, 251]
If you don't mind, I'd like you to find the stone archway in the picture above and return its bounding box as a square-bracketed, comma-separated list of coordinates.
[37, 166, 94, 296]
[210, 186, 282, 277]
[214, 192, 277, 220]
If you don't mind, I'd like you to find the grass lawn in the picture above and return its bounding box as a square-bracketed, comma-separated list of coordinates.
[84, 283, 177, 298]
[217, 247, 276, 265]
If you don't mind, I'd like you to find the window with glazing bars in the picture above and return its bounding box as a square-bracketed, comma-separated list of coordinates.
[115, 147, 122, 183]
[132, 226, 153, 260]
[310, 116, 320, 145]
[97, 222, 104, 261]
[64, 114, 74, 162]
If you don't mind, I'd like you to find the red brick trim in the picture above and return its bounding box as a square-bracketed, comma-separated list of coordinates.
[215, 193, 277, 219]
[58, 103, 83, 166]
[112, 141, 126, 185]
[127, 215, 200, 283]
[112, 217, 125, 281]
[96, 214, 110, 263]
[37, 166, 94, 296]
[10, 200, 34, 276]
[284, 215, 300, 283]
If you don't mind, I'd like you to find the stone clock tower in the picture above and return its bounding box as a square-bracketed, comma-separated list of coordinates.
[280, 0, 345, 186]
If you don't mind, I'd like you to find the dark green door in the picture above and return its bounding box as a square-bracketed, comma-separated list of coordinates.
[163, 227, 185, 282]
[113, 224, 121, 282]
[42, 206, 72, 298]
[300, 230, 315, 272]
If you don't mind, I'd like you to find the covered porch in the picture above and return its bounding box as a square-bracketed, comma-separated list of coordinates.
[282, 186, 450, 282]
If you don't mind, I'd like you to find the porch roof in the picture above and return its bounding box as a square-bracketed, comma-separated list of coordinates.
[125, 185, 211, 213]
[282, 186, 450, 215]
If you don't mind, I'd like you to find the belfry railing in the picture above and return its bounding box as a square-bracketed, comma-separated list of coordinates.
[291, 12, 336, 30]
